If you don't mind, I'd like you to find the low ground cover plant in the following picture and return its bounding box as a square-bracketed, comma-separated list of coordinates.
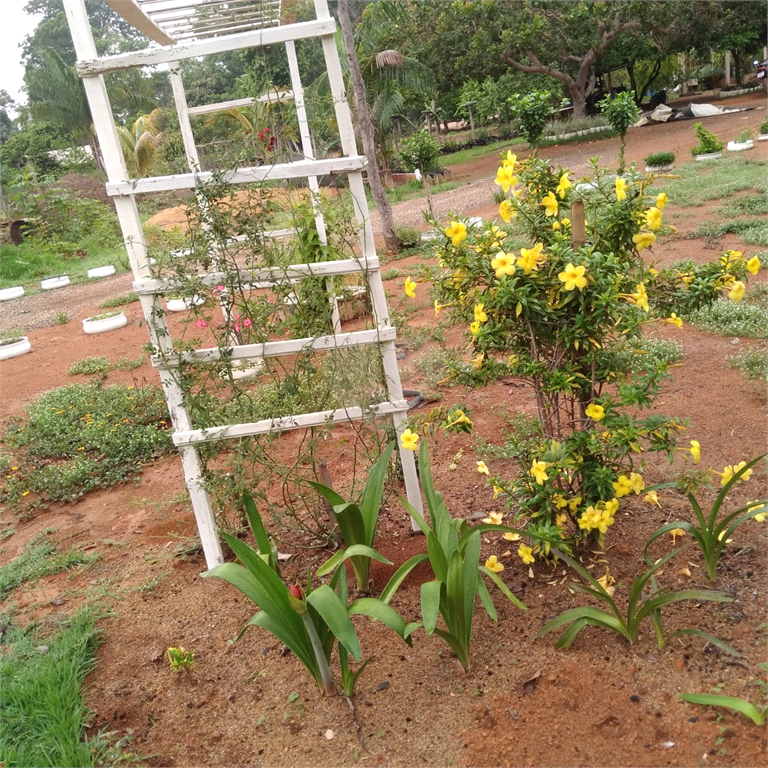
[691, 122, 723, 156]
[645, 151, 675, 168]
[2, 383, 173, 507]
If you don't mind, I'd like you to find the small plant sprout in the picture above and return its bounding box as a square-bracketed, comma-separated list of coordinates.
[643, 454, 767, 582]
[537, 549, 736, 652]
[166, 647, 194, 672]
[679, 693, 767, 725]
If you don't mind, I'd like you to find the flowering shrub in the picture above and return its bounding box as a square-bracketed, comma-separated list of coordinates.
[419, 153, 755, 551]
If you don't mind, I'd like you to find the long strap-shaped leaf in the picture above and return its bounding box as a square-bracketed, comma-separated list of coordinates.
[536, 606, 630, 641]
[348, 597, 420, 644]
[643, 522, 707, 567]
[379, 553, 429, 605]
[628, 545, 689, 621]
[247, 610, 316, 678]
[316, 545, 392, 578]
[358, 442, 394, 543]
[306, 585, 362, 661]
[707, 454, 766, 530]
[420, 579, 442, 635]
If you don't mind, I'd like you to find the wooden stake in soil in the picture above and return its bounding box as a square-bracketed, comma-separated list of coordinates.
[571, 200, 586, 249]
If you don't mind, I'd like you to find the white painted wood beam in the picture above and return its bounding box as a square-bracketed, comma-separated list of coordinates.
[102, 0, 175, 44]
[75, 18, 335, 75]
[105, 154, 365, 195]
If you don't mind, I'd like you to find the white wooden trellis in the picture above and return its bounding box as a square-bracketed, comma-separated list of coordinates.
[63, 0, 424, 569]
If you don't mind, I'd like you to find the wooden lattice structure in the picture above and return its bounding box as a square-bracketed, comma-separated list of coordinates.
[62, 0, 423, 568]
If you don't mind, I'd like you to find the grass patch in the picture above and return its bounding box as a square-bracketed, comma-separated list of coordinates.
[746, 282, 768, 305]
[729, 347, 768, 379]
[613, 337, 684, 372]
[0, 241, 127, 290]
[381, 268, 401, 280]
[653, 157, 767, 208]
[718, 193, 767, 218]
[99, 292, 139, 309]
[440, 137, 525, 166]
[696, 217, 768, 247]
[383, 179, 460, 206]
[0, 531, 97, 598]
[68, 355, 145, 377]
[686, 299, 768, 338]
[0, 607, 108, 768]
[2, 383, 173, 506]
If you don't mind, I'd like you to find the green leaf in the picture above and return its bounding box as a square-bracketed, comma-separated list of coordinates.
[642, 522, 704, 567]
[708, 454, 766, 529]
[628, 545, 688, 620]
[475, 574, 498, 620]
[461, 534, 481, 636]
[247, 611, 316, 678]
[554, 617, 590, 649]
[679, 694, 767, 725]
[349, 597, 416, 645]
[358, 442, 394, 543]
[316, 545, 392, 579]
[379, 553, 429, 605]
[243, 490, 273, 564]
[307, 481, 347, 510]
[665, 629, 739, 657]
[635, 588, 732, 624]
[420, 580, 442, 635]
[426, 531, 448, 582]
[306, 585, 362, 661]
[433, 627, 470, 671]
[537, 606, 629, 641]
[479, 565, 527, 610]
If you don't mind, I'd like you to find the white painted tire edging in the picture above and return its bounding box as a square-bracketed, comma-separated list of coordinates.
[88, 265, 116, 278]
[82, 312, 128, 335]
[0, 337, 32, 361]
[41, 276, 70, 290]
[0, 287, 25, 301]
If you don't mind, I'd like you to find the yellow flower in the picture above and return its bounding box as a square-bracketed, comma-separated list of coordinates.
[552, 221, 560, 231]
[644, 206, 663, 230]
[556, 173, 571, 198]
[485, 555, 504, 573]
[482, 511, 504, 525]
[755, 513, 767, 523]
[632, 232, 656, 251]
[733, 461, 753, 482]
[492, 484, 505, 498]
[596, 567, 616, 596]
[22, 490, 30, 497]
[623, 283, 649, 312]
[470, 321, 481, 336]
[495, 166, 518, 193]
[470, 352, 484, 370]
[629, 472, 645, 494]
[445, 221, 467, 246]
[718, 465, 734, 486]
[404, 277, 417, 298]
[655, 192, 669, 211]
[501, 151, 517, 170]
[728, 280, 745, 302]
[567, 495, 582, 512]
[552, 493, 568, 509]
[558, 263, 588, 291]
[670, 527, 687, 544]
[517, 544, 535, 565]
[748, 502, 767, 523]
[434, 299, 452, 316]
[474, 303, 488, 323]
[517, 242, 545, 274]
[499, 199, 516, 222]
[612, 475, 634, 498]
[585, 403, 605, 421]
[555, 513, 568, 529]
[689, 440, 700, 464]
[529, 459, 549, 485]
[541, 191, 558, 217]
[561, 217, 570, 227]
[491, 251, 516, 278]
[400, 429, 419, 451]
[444, 410, 473, 430]
[476, 461, 490, 475]
[644, 490, 661, 507]
[746, 255, 760, 275]
[665, 313, 683, 328]
[717, 530, 733, 544]
[615, 177, 628, 201]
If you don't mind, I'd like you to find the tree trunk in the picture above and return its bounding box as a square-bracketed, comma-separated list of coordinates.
[336, 0, 400, 254]
[731, 50, 742, 86]
[568, 87, 588, 119]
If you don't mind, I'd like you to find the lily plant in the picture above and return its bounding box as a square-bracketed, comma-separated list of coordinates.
[537, 548, 735, 651]
[204, 499, 417, 696]
[314, 442, 395, 593]
[643, 454, 767, 582]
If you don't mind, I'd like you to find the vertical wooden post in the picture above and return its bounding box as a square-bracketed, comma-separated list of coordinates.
[571, 200, 586, 249]
[168, 63, 201, 172]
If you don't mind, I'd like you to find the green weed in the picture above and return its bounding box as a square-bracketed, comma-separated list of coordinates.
[686, 299, 768, 338]
[729, 347, 768, 379]
[99, 292, 139, 309]
[68, 357, 111, 377]
[0, 531, 98, 598]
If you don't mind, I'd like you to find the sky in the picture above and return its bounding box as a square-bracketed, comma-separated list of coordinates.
[3, 1, 44, 110]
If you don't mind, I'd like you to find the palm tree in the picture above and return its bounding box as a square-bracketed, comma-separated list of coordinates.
[116, 109, 167, 177]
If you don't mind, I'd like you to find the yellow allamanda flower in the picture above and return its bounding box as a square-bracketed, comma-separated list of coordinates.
[476, 461, 490, 475]
[529, 459, 549, 485]
[746, 255, 760, 275]
[615, 177, 628, 201]
[567, 496, 582, 512]
[665, 313, 683, 328]
[492, 484, 505, 499]
[632, 232, 656, 251]
[434, 299, 452, 316]
[400, 429, 419, 451]
[655, 192, 669, 211]
[558, 263, 588, 291]
[470, 321, 481, 336]
[501, 151, 517, 170]
[482, 511, 504, 525]
[728, 280, 745, 302]
[517, 544, 535, 565]
[541, 191, 558, 217]
[644, 206, 663, 230]
[689, 440, 700, 463]
[556, 173, 571, 198]
[491, 251, 516, 278]
[517, 243, 546, 275]
[629, 472, 644, 494]
[585, 403, 605, 421]
[596, 567, 616, 596]
[612, 475, 634, 497]
[445, 221, 467, 246]
[444, 410, 473, 430]
[622, 283, 649, 312]
[404, 277, 417, 298]
[552, 221, 561, 231]
[503, 531, 521, 541]
[495, 166, 518, 193]
[469, 352, 484, 370]
[644, 490, 662, 508]
[732, 460, 753, 482]
[499, 199, 516, 223]
[670, 527, 687, 544]
[561, 217, 571, 227]
[474, 303, 488, 323]
[485, 555, 505, 573]
[552, 493, 568, 509]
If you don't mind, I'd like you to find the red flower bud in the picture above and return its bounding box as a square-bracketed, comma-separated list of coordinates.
[289, 584, 305, 600]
